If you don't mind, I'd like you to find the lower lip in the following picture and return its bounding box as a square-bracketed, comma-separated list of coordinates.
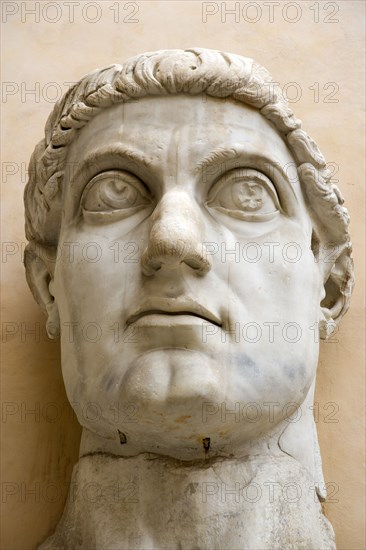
[130, 314, 220, 328]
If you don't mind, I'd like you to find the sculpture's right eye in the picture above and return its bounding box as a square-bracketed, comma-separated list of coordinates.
[81, 170, 152, 222]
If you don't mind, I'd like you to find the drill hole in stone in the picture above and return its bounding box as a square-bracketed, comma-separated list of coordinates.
[118, 430, 127, 444]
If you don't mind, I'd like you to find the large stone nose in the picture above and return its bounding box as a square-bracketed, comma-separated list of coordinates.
[141, 190, 212, 276]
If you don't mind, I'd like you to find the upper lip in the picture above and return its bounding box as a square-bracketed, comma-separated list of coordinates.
[126, 297, 222, 327]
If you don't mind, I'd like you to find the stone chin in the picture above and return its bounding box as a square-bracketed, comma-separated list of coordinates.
[70, 348, 316, 458]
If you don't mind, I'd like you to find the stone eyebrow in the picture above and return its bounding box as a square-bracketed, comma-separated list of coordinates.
[70, 145, 154, 182]
[195, 145, 292, 183]
[196, 147, 240, 171]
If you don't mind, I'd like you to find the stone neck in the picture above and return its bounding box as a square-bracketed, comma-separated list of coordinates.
[40, 451, 335, 550]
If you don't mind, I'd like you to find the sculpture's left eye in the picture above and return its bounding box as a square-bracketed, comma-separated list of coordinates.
[82, 170, 152, 222]
[206, 168, 280, 221]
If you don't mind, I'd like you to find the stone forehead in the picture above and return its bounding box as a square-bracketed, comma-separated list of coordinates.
[66, 95, 291, 154]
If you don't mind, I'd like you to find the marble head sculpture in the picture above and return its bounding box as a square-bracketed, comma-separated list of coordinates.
[24, 49, 353, 549]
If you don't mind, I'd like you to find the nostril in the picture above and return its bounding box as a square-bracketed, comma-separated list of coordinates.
[186, 259, 202, 270]
[185, 256, 211, 274]
[142, 257, 162, 276]
[141, 244, 212, 277]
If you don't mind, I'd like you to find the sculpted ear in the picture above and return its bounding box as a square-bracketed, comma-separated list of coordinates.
[24, 245, 60, 339]
[296, 163, 354, 340]
[318, 242, 354, 340]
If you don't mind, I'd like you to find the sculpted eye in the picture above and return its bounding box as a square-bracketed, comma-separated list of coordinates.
[82, 170, 152, 222]
[206, 168, 280, 221]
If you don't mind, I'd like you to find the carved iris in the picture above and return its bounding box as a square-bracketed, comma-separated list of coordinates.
[81, 170, 152, 222]
[206, 168, 280, 221]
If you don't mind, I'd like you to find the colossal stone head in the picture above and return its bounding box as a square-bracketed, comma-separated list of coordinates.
[24, 48, 353, 465]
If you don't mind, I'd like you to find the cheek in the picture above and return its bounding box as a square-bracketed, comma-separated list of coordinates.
[55, 233, 142, 318]
[211, 229, 321, 391]
[228, 258, 321, 350]
[53, 236, 142, 389]
[215, 227, 321, 322]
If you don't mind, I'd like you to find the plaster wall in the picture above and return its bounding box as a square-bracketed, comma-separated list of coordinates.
[1, 1, 365, 548]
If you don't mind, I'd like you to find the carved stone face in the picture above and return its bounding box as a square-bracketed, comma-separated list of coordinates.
[54, 95, 322, 457]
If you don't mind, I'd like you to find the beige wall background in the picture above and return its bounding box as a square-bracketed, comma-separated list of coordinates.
[1, 1, 365, 548]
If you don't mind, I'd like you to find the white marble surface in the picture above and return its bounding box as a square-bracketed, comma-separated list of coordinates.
[40, 453, 336, 550]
